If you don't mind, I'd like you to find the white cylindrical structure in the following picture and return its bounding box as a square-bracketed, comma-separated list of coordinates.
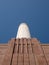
[16, 23, 31, 39]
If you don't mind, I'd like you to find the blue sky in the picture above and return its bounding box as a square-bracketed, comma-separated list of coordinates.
[0, 0, 49, 43]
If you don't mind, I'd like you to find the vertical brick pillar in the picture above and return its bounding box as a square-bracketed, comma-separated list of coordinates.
[27, 39, 35, 65]
[23, 39, 29, 65]
[2, 39, 15, 65]
[18, 39, 23, 65]
[31, 38, 47, 65]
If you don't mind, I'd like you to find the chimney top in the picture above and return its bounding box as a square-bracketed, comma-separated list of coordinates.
[16, 23, 31, 39]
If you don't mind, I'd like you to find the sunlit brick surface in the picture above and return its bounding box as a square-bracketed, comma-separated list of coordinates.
[0, 38, 49, 65]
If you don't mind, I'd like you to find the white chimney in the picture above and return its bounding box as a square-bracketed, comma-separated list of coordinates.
[16, 23, 31, 39]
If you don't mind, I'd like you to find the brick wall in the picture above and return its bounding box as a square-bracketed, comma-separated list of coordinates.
[0, 38, 49, 65]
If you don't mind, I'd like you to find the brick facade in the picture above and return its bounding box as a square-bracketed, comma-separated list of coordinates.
[0, 38, 49, 65]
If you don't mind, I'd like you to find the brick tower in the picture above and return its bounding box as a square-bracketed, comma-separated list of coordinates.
[0, 23, 49, 65]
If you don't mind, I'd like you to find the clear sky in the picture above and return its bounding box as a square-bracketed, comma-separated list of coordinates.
[0, 0, 49, 43]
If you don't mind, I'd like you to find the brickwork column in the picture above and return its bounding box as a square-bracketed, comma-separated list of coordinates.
[2, 39, 15, 65]
[31, 38, 47, 65]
